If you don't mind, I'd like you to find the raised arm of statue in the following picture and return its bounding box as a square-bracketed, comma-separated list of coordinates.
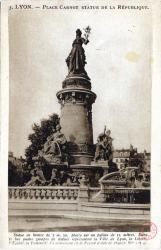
[83, 26, 91, 42]
[82, 37, 89, 45]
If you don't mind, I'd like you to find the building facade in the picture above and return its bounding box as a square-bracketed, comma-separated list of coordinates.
[113, 149, 130, 169]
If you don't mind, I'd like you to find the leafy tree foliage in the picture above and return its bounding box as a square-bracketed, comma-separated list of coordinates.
[8, 160, 24, 186]
[25, 113, 60, 166]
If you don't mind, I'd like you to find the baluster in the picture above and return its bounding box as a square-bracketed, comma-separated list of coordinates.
[12, 189, 15, 199]
[68, 189, 73, 200]
[25, 189, 30, 199]
[125, 189, 128, 203]
[56, 189, 63, 200]
[62, 189, 68, 199]
[51, 189, 56, 199]
[123, 190, 126, 203]
[15, 188, 20, 199]
[23, 189, 26, 199]
[73, 189, 78, 200]
[46, 189, 51, 199]
[19, 189, 23, 199]
[70, 189, 74, 200]
[114, 190, 118, 203]
[40, 189, 46, 199]
[29, 189, 35, 199]
[120, 190, 124, 203]
[8, 189, 12, 199]
[11, 188, 15, 199]
[13, 188, 16, 199]
[35, 189, 41, 199]
[21, 189, 26, 199]
[33, 189, 37, 199]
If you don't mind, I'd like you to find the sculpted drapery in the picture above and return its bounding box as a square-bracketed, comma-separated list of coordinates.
[66, 28, 90, 77]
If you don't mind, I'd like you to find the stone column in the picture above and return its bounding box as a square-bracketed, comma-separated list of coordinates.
[57, 76, 96, 165]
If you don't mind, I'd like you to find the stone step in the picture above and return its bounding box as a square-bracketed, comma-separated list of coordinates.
[79, 202, 150, 216]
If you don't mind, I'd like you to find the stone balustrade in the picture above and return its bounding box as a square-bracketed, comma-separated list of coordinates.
[105, 187, 150, 204]
[8, 186, 150, 204]
[8, 186, 79, 201]
[9, 185, 150, 231]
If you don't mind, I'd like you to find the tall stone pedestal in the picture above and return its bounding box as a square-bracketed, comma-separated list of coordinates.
[57, 76, 96, 165]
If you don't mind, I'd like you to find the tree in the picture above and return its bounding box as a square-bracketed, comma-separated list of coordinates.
[8, 160, 24, 186]
[25, 113, 60, 166]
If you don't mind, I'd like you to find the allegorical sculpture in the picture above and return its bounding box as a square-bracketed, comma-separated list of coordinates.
[26, 161, 46, 186]
[94, 126, 114, 162]
[57, 27, 96, 165]
[66, 26, 91, 78]
[38, 124, 67, 164]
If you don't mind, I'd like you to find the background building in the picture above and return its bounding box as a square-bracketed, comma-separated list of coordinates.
[113, 149, 130, 169]
[144, 150, 151, 172]
[113, 147, 151, 171]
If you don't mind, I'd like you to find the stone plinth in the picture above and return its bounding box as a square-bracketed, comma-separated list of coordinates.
[78, 186, 89, 203]
[91, 160, 108, 167]
[70, 164, 104, 187]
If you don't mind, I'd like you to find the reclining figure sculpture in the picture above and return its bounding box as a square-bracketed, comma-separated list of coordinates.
[38, 124, 67, 164]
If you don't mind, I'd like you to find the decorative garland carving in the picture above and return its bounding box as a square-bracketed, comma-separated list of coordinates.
[58, 91, 95, 106]
[62, 79, 91, 90]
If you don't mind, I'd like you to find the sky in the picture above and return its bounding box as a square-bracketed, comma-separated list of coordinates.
[9, 1, 152, 157]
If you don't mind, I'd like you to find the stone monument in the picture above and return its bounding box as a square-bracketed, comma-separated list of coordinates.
[32, 28, 113, 186]
[56, 27, 96, 165]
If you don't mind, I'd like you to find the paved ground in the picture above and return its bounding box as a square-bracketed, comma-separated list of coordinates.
[9, 213, 150, 232]
[9, 203, 150, 232]
[20, 224, 150, 232]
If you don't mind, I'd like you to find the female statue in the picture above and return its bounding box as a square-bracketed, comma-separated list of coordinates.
[66, 28, 91, 77]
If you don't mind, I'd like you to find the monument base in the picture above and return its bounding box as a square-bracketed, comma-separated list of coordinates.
[70, 164, 105, 187]
[69, 154, 94, 165]
[91, 160, 108, 167]
[41, 163, 69, 181]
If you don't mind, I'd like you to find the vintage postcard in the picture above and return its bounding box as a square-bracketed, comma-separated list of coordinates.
[0, 0, 161, 249]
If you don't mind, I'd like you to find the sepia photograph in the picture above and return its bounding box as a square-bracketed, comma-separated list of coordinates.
[8, 0, 152, 234]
